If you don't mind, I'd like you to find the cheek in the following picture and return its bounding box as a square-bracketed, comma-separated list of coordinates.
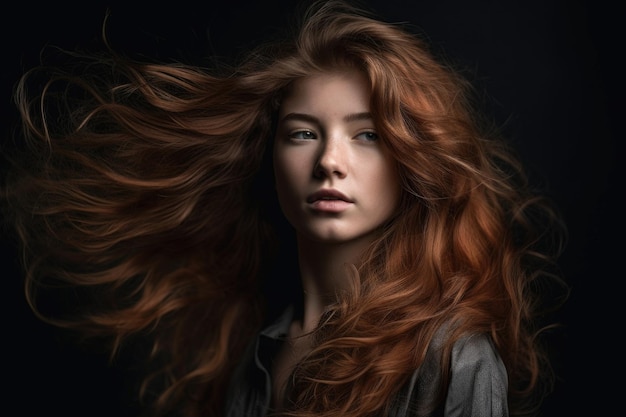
[273, 148, 306, 200]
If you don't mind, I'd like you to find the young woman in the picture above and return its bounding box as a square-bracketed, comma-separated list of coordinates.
[2, 1, 567, 416]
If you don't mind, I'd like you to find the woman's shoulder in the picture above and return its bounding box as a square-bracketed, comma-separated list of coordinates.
[426, 325, 507, 378]
[445, 333, 509, 416]
[449, 333, 507, 380]
[392, 331, 509, 417]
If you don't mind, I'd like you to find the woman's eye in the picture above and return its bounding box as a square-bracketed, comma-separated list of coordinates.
[356, 131, 379, 141]
[290, 130, 316, 140]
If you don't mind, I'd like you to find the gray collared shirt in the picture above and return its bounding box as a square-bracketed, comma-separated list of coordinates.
[225, 307, 509, 416]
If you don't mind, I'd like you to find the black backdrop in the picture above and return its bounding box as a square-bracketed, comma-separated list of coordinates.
[1, 1, 620, 416]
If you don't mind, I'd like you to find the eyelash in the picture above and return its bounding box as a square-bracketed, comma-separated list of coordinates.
[289, 130, 317, 140]
[288, 130, 379, 141]
[357, 131, 379, 141]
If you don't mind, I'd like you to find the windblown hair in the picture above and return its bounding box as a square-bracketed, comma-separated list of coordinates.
[2, 1, 567, 416]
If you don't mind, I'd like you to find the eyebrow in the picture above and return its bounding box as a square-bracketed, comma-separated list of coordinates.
[279, 112, 373, 124]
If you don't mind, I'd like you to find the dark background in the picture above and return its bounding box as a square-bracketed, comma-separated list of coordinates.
[1, 1, 620, 415]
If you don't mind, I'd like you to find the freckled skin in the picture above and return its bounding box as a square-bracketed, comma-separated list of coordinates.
[273, 70, 401, 245]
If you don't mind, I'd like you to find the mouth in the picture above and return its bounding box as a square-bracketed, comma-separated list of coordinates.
[306, 189, 353, 213]
[306, 189, 353, 204]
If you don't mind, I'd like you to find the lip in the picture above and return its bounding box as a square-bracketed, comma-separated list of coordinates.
[306, 189, 353, 204]
[306, 189, 354, 213]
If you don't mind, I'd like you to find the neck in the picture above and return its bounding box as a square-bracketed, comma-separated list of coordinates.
[293, 235, 372, 335]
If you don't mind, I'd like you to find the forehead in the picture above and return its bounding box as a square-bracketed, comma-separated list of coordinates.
[278, 70, 371, 116]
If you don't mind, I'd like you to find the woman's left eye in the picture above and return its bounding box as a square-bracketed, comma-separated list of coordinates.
[290, 130, 317, 140]
[356, 131, 379, 141]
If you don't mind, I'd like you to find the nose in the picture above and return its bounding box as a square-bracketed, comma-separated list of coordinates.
[314, 137, 347, 179]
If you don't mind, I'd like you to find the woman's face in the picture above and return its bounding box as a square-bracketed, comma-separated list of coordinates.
[273, 69, 401, 245]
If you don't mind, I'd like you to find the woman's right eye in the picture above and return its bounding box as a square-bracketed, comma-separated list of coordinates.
[289, 130, 317, 140]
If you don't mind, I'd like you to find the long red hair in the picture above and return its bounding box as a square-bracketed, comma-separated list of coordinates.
[2, 1, 567, 416]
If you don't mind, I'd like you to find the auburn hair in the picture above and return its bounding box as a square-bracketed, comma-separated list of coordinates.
[2, 1, 567, 416]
